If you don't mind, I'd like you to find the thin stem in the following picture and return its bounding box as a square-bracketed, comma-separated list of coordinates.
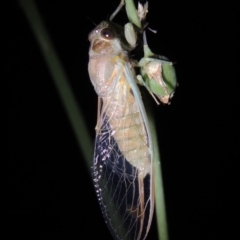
[125, 0, 141, 28]
[124, 1, 170, 239]
[19, 0, 92, 172]
[148, 108, 169, 240]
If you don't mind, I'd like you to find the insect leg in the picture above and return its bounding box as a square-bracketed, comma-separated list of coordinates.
[136, 74, 161, 105]
[110, 0, 125, 21]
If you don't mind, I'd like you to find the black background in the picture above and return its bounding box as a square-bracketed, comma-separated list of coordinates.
[7, 0, 238, 240]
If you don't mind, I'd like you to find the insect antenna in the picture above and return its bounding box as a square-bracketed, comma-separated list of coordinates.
[86, 17, 97, 26]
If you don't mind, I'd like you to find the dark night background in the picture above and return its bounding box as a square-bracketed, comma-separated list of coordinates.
[7, 0, 238, 239]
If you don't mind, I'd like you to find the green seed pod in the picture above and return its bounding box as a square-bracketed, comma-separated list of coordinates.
[139, 56, 177, 104]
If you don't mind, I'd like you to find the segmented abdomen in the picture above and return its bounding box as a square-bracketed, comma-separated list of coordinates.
[103, 76, 151, 178]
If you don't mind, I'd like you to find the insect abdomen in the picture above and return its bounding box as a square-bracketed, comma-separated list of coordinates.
[104, 79, 151, 178]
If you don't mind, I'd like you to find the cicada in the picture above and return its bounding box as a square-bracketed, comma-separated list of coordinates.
[88, 16, 154, 240]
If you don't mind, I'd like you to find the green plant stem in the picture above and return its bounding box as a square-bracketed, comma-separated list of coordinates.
[148, 107, 169, 240]
[124, 1, 169, 239]
[125, 0, 141, 28]
[19, 0, 92, 172]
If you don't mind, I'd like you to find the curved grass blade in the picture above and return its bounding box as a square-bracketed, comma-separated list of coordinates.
[19, 0, 92, 171]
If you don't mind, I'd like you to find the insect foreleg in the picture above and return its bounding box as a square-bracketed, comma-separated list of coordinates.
[136, 74, 161, 105]
[110, 0, 125, 21]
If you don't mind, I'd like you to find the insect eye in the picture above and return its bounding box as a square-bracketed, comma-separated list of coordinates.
[101, 28, 114, 39]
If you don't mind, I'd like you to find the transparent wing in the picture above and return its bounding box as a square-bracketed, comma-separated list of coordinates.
[92, 64, 154, 240]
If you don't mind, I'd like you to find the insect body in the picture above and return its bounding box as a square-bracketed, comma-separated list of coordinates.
[88, 21, 154, 240]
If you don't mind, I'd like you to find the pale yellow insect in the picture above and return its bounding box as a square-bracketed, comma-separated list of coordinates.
[88, 19, 154, 240]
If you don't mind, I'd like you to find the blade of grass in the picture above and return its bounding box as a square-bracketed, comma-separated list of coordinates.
[19, 0, 92, 172]
[148, 106, 169, 240]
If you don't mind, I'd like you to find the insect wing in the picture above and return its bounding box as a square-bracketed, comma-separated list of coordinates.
[92, 63, 154, 240]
